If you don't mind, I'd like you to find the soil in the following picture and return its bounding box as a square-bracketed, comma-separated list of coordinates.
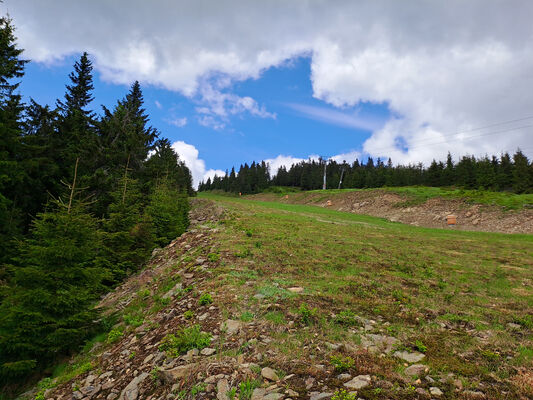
[248, 190, 533, 234]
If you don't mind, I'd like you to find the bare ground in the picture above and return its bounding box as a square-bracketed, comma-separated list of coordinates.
[248, 190, 533, 234]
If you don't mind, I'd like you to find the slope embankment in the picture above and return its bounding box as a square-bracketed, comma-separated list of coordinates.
[248, 189, 533, 234]
[27, 196, 532, 400]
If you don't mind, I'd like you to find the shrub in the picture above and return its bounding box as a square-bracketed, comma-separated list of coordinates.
[330, 355, 355, 372]
[333, 310, 358, 326]
[184, 310, 194, 319]
[239, 379, 260, 400]
[298, 303, 317, 325]
[414, 340, 427, 353]
[106, 328, 123, 343]
[331, 389, 357, 400]
[198, 293, 213, 306]
[159, 325, 212, 357]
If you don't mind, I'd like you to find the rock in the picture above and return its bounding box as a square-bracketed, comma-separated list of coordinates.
[118, 372, 149, 400]
[325, 342, 342, 351]
[72, 391, 83, 400]
[309, 392, 332, 400]
[143, 354, 154, 365]
[158, 363, 198, 382]
[360, 334, 399, 354]
[287, 287, 304, 293]
[261, 367, 279, 381]
[507, 322, 521, 330]
[286, 388, 299, 397]
[201, 347, 216, 356]
[337, 373, 352, 381]
[263, 394, 284, 400]
[162, 283, 183, 299]
[344, 375, 371, 390]
[107, 393, 118, 400]
[404, 364, 428, 377]
[184, 273, 194, 279]
[198, 312, 209, 321]
[216, 379, 229, 400]
[251, 388, 266, 400]
[254, 293, 266, 299]
[429, 387, 443, 396]
[221, 319, 241, 335]
[99, 371, 113, 380]
[85, 374, 97, 385]
[393, 351, 425, 363]
[415, 388, 428, 397]
[463, 390, 485, 399]
[305, 377, 315, 389]
[453, 379, 463, 390]
[80, 384, 101, 398]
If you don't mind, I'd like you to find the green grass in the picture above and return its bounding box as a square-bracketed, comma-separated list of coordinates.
[199, 192, 533, 396]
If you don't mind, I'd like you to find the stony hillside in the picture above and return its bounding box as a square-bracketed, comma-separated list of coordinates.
[248, 189, 533, 234]
[27, 197, 533, 400]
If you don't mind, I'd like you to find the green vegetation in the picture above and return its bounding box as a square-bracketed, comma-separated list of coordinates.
[198, 293, 213, 306]
[199, 193, 533, 397]
[159, 325, 212, 357]
[0, 16, 192, 390]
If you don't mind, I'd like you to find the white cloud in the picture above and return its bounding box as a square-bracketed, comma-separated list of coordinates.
[286, 103, 383, 132]
[264, 154, 321, 176]
[165, 117, 187, 128]
[7, 0, 533, 160]
[170, 141, 224, 188]
[154, 100, 162, 109]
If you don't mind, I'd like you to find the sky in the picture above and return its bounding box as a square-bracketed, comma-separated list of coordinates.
[5, 1, 533, 187]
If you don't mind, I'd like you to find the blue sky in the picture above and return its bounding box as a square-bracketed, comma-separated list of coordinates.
[8, 1, 533, 185]
[21, 54, 390, 181]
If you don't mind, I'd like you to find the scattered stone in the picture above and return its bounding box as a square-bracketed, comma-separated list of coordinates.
[85, 374, 97, 385]
[99, 371, 113, 380]
[287, 287, 304, 293]
[344, 375, 371, 390]
[429, 387, 443, 396]
[325, 342, 342, 351]
[404, 364, 428, 377]
[221, 319, 242, 335]
[507, 322, 521, 330]
[360, 334, 398, 354]
[198, 312, 209, 321]
[393, 351, 425, 363]
[216, 379, 229, 400]
[261, 367, 279, 381]
[254, 293, 266, 299]
[415, 388, 428, 397]
[251, 388, 266, 400]
[162, 282, 183, 299]
[201, 347, 216, 356]
[143, 354, 154, 364]
[463, 390, 485, 399]
[118, 372, 149, 400]
[263, 394, 284, 400]
[453, 379, 463, 390]
[286, 388, 299, 397]
[107, 394, 118, 400]
[305, 377, 315, 389]
[337, 373, 352, 381]
[309, 392, 332, 400]
[72, 391, 83, 400]
[158, 363, 198, 382]
[80, 384, 101, 398]
[184, 273, 194, 279]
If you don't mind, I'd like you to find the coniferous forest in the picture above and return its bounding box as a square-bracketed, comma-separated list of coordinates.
[0, 17, 192, 386]
[199, 150, 533, 195]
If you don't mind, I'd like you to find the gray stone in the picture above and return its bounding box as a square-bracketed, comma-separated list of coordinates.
[393, 351, 425, 363]
[118, 372, 149, 400]
[158, 363, 198, 382]
[360, 334, 398, 354]
[344, 375, 371, 390]
[261, 367, 279, 381]
[142, 354, 154, 365]
[201, 347, 216, 356]
[80, 384, 101, 398]
[72, 391, 83, 400]
[221, 319, 242, 335]
[309, 392, 333, 400]
[251, 388, 266, 400]
[507, 322, 521, 330]
[162, 283, 183, 299]
[107, 394, 118, 400]
[263, 394, 284, 400]
[216, 379, 229, 400]
[287, 287, 304, 293]
[286, 388, 299, 397]
[404, 364, 428, 377]
[415, 388, 428, 397]
[429, 387, 443, 396]
[99, 371, 113, 380]
[85, 374, 97, 385]
[337, 373, 352, 381]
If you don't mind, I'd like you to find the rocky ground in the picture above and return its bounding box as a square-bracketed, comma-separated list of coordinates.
[27, 199, 532, 400]
[249, 190, 533, 234]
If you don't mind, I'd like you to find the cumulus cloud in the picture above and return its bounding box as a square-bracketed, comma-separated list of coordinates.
[170, 141, 224, 188]
[7, 0, 533, 161]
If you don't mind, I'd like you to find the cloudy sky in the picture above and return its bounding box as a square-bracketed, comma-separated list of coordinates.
[6, 0, 533, 186]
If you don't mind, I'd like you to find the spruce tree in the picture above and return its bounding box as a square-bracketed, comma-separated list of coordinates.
[512, 150, 531, 193]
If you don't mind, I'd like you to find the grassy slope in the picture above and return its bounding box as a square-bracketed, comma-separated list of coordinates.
[263, 186, 533, 210]
[201, 192, 533, 397]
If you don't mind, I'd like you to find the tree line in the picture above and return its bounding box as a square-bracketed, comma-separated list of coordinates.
[199, 151, 533, 195]
[0, 17, 192, 388]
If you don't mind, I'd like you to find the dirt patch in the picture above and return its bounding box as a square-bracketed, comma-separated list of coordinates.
[249, 190, 533, 234]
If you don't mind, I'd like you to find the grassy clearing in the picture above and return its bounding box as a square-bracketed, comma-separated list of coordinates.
[201, 192, 533, 397]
